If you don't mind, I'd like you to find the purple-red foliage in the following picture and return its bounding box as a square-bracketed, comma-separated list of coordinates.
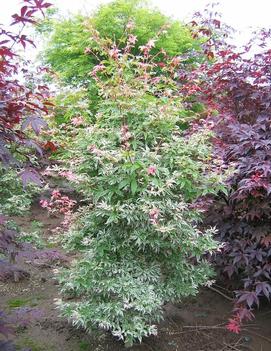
[0, 0, 52, 174]
[186, 11, 271, 326]
[0, 1, 53, 280]
[0, 219, 29, 282]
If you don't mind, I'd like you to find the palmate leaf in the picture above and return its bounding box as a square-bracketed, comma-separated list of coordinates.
[255, 281, 271, 299]
[19, 168, 42, 187]
[21, 116, 47, 135]
[236, 291, 259, 308]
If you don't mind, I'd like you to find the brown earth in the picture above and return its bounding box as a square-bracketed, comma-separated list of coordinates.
[1, 205, 270, 351]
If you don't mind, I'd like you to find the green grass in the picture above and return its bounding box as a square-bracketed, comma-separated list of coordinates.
[7, 298, 29, 308]
[79, 340, 91, 350]
[7, 295, 42, 309]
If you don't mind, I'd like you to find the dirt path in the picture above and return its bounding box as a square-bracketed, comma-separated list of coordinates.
[1, 205, 270, 351]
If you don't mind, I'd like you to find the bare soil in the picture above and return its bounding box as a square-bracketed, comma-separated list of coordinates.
[1, 205, 270, 351]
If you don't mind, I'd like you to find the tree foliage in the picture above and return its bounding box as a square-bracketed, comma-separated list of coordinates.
[57, 25, 218, 346]
[0, 3, 52, 347]
[42, 0, 199, 85]
[184, 13, 271, 329]
[0, 0, 52, 171]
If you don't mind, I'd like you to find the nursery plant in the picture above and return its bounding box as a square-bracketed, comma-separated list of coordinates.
[205, 41, 271, 330]
[58, 24, 219, 346]
[0, 0, 53, 264]
[184, 12, 271, 330]
[0, 0, 52, 172]
[0, 5, 53, 349]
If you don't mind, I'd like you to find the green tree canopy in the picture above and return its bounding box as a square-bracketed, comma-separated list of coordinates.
[42, 0, 198, 85]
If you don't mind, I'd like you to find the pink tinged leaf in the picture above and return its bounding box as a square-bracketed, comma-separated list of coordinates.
[226, 319, 241, 334]
[147, 165, 157, 176]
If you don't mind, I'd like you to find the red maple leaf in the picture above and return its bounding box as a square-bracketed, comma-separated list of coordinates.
[226, 319, 241, 334]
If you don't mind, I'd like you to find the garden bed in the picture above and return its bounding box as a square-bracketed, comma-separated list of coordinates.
[1, 205, 270, 351]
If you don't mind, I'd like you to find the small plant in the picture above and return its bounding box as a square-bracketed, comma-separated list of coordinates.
[40, 189, 76, 216]
[0, 167, 40, 217]
[7, 299, 30, 309]
[19, 232, 46, 249]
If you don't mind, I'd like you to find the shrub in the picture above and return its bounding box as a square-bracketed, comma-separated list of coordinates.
[0, 0, 52, 173]
[57, 26, 219, 346]
[187, 13, 271, 328]
[206, 45, 271, 327]
[0, 0, 53, 306]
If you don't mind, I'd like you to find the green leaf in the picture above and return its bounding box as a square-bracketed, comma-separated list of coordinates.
[130, 178, 138, 195]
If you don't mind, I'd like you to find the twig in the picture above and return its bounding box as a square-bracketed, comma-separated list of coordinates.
[243, 329, 271, 344]
[183, 322, 226, 329]
[199, 330, 221, 349]
[222, 338, 244, 351]
[208, 286, 234, 301]
[213, 283, 234, 295]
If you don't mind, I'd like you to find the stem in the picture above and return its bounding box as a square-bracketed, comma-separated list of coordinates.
[208, 285, 234, 301]
[10, 23, 26, 51]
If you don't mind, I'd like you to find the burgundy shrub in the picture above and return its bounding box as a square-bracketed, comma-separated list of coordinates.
[0, 0, 52, 173]
[0, 0, 53, 300]
[186, 13, 271, 329]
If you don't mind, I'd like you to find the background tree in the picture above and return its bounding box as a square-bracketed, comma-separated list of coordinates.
[41, 0, 199, 85]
